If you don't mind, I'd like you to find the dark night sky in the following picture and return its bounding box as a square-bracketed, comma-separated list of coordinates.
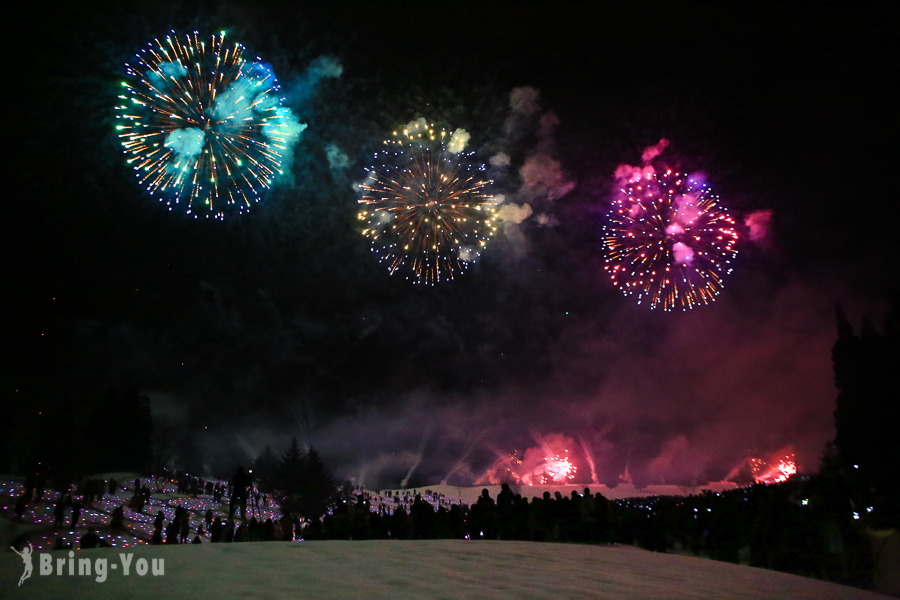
[6, 2, 897, 487]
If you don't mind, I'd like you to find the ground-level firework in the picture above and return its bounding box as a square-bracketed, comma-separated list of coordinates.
[477, 434, 578, 486]
[750, 452, 797, 484]
[358, 121, 497, 285]
[116, 31, 304, 219]
[604, 169, 738, 310]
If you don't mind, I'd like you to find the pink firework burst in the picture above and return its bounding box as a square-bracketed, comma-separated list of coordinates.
[604, 169, 738, 310]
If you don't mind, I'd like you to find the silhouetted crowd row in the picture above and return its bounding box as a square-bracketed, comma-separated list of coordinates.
[309, 480, 873, 589]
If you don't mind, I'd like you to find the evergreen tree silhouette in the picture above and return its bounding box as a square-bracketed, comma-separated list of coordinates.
[831, 300, 900, 526]
[276, 437, 305, 517]
[253, 444, 278, 493]
[299, 446, 336, 520]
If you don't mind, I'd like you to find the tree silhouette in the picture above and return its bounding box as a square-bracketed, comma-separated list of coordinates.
[298, 446, 337, 520]
[272, 439, 337, 520]
[276, 437, 305, 517]
[253, 444, 278, 493]
[831, 300, 900, 526]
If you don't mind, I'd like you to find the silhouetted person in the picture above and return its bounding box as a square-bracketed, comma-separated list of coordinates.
[248, 517, 260, 542]
[165, 520, 179, 544]
[80, 527, 101, 549]
[211, 517, 223, 543]
[54, 497, 66, 528]
[71, 500, 83, 529]
[180, 516, 190, 543]
[111, 505, 125, 532]
[229, 467, 252, 521]
[470, 489, 498, 539]
[280, 513, 294, 541]
[497, 483, 516, 539]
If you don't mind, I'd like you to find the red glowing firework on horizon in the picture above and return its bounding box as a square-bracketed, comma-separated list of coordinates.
[477, 434, 578, 486]
[525, 452, 577, 486]
[751, 452, 797, 484]
[604, 169, 738, 310]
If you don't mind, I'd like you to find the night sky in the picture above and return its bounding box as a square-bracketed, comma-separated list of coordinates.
[7, 2, 896, 488]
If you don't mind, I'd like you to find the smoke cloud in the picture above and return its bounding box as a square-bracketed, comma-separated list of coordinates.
[287, 55, 343, 106]
[448, 128, 470, 154]
[325, 144, 350, 170]
[164, 128, 205, 159]
[496, 202, 533, 225]
[641, 138, 670, 163]
[745, 209, 774, 243]
[491, 86, 575, 243]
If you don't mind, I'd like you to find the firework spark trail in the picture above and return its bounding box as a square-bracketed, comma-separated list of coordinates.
[604, 169, 739, 310]
[232, 430, 260, 463]
[401, 420, 434, 488]
[442, 429, 487, 485]
[358, 121, 498, 284]
[475, 444, 523, 486]
[576, 436, 600, 485]
[116, 31, 306, 219]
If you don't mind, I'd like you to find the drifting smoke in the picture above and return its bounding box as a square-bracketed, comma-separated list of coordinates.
[745, 209, 774, 243]
[458, 246, 479, 262]
[614, 138, 670, 184]
[504, 85, 541, 138]
[325, 144, 350, 170]
[614, 163, 656, 184]
[646, 435, 712, 485]
[164, 128, 205, 159]
[672, 242, 695, 265]
[496, 202, 533, 225]
[287, 55, 343, 106]
[641, 138, 670, 162]
[149, 61, 188, 89]
[491, 86, 575, 244]
[490, 152, 511, 168]
[269, 55, 342, 179]
[519, 153, 576, 205]
[404, 117, 430, 134]
[448, 128, 471, 154]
